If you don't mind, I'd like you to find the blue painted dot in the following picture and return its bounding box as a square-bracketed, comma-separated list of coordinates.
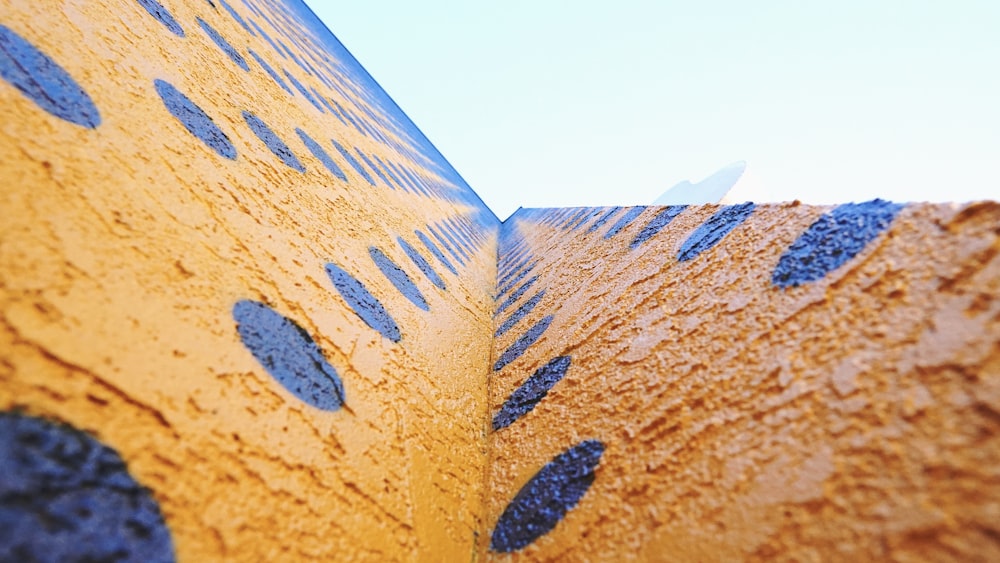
[0, 412, 176, 562]
[330, 140, 376, 185]
[370, 247, 429, 311]
[325, 263, 401, 342]
[773, 199, 904, 287]
[233, 300, 345, 410]
[494, 315, 553, 372]
[490, 439, 605, 552]
[0, 25, 101, 128]
[197, 18, 249, 71]
[295, 128, 346, 180]
[135, 0, 185, 36]
[496, 276, 539, 317]
[587, 207, 622, 234]
[678, 202, 756, 262]
[493, 356, 570, 430]
[631, 205, 687, 249]
[415, 230, 458, 276]
[248, 49, 293, 95]
[604, 207, 647, 239]
[397, 237, 446, 290]
[495, 290, 545, 338]
[154, 79, 236, 159]
[242, 111, 305, 172]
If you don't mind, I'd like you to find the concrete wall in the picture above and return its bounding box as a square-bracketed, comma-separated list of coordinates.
[2, 1, 998, 562]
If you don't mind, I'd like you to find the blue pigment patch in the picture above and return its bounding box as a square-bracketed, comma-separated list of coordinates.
[248, 49, 293, 95]
[217, 0, 255, 36]
[631, 205, 687, 249]
[397, 237, 446, 290]
[490, 439, 605, 552]
[369, 247, 429, 311]
[233, 300, 345, 409]
[604, 207, 647, 239]
[196, 18, 249, 71]
[331, 140, 375, 185]
[242, 111, 305, 172]
[324, 263, 401, 342]
[497, 266, 534, 299]
[495, 276, 539, 317]
[295, 128, 346, 180]
[427, 226, 466, 265]
[355, 150, 392, 186]
[154, 79, 236, 159]
[493, 315, 553, 371]
[495, 290, 545, 337]
[0, 412, 175, 563]
[0, 25, 101, 128]
[587, 207, 622, 234]
[678, 202, 756, 262]
[135, 0, 185, 36]
[283, 69, 324, 112]
[415, 230, 458, 276]
[772, 199, 904, 287]
[493, 356, 570, 430]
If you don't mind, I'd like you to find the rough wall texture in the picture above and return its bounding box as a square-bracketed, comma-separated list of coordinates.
[1, 1, 998, 562]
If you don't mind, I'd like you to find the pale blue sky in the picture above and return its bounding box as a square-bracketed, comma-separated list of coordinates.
[306, 1, 999, 219]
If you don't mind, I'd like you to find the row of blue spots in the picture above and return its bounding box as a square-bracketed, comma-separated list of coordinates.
[570, 208, 604, 232]
[677, 202, 755, 261]
[604, 206, 647, 240]
[427, 225, 466, 266]
[496, 264, 535, 300]
[493, 315, 554, 371]
[497, 257, 533, 288]
[369, 247, 429, 311]
[397, 236, 446, 290]
[415, 230, 458, 276]
[630, 205, 687, 250]
[490, 440, 605, 552]
[233, 300, 346, 410]
[587, 207, 622, 234]
[495, 290, 545, 337]
[438, 221, 473, 260]
[0, 412, 176, 562]
[0, 24, 102, 128]
[355, 149, 392, 187]
[495, 276, 539, 317]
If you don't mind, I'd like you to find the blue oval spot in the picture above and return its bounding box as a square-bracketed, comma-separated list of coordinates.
[493, 356, 570, 430]
[0, 25, 101, 128]
[415, 230, 457, 276]
[232, 300, 345, 410]
[495, 276, 539, 317]
[494, 315, 553, 372]
[135, 0, 185, 36]
[587, 207, 622, 234]
[678, 202, 756, 262]
[604, 207, 647, 239]
[324, 263, 401, 342]
[331, 140, 375, 185]
[0, 412, 176, 562]
[242, 111, 305, 172]
[631, 205, 687, 249]
[248, 49, 293, 95]
[495, 290, 545, 338]
[369, 247, 429, 311]
[153, 79, 236, 159]
[196, 18, 249, 71]
[490, 439, 605, 552]
[397, 237, 446, 290]
[773, 199, 904, 288]
[295, 128, 346, 180]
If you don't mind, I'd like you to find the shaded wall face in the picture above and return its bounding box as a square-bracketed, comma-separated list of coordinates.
[0, 0, 497, 560]
[483, 203, 1000, 560]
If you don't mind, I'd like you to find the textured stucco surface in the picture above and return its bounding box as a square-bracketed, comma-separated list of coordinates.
[483, 203, 1000, 561]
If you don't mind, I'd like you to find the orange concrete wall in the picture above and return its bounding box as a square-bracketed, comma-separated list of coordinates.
[2, 2, 999, 562]
[1, 1, 496, 560]
[483, 202, 1000, 560]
